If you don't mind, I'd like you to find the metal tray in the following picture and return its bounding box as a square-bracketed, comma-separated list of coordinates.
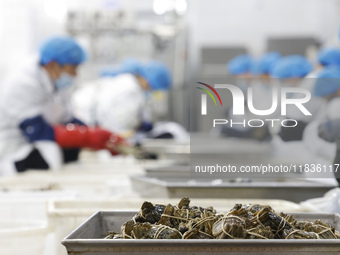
[62, 211, 340, 255]
[130, 176, 337, 202]
[141, 138, 271, 154]
[141, 137, 272, 165]
[145, 165, 191, 178]
[144, 165, 304, 178]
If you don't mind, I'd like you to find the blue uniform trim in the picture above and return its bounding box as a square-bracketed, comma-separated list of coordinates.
[19, 115, 55, 143]
[140, 121, 153, 132]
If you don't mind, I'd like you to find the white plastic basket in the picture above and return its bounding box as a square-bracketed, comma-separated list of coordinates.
[0, 171, 131, 198]
[0, 191, 77, 255]
[0, 220, 48, 255]
[0, 191, 77, 221]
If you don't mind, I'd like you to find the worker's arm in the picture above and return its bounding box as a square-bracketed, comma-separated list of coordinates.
[19, 115, 125, 154]
[318, 118, 340, 143]
[53, 124, 126, 151]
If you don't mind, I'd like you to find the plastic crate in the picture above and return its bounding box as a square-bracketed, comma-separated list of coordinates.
[0, 220, 48, 255]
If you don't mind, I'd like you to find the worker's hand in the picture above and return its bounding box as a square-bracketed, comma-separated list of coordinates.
[105, 132, 130, 155]
[118, 129, 136, 139]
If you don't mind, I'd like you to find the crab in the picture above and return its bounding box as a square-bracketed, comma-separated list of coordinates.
[104, 199, 340, 240]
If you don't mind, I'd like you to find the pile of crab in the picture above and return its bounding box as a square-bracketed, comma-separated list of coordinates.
[105, 198, 339, 240]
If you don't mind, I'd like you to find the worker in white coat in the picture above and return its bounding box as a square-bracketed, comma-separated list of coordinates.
[303, 67, 340, 163]
[298, 48, 340, 99]
[314, 48, 340, 76]
[226, 54, 253, 92]
[0, 36, 126, 176]
[220, 53, 278, 141]
[72, 59, 179, 141]
[270, 55, 314, 141]
[221, 54, 254, 138]
[249, 51, 282, 131]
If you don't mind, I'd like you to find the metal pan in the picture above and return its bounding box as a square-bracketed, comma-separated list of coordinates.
[130, 176, 337, 202]
[62, 211, 340, 255]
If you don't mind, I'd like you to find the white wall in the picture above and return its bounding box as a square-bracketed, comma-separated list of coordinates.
[0, 0, 339, 81]
[0, 0, 156, 81]
[0, 0, 68, 79]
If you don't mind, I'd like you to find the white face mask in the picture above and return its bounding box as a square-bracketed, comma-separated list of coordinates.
[54, 72, 75, 90]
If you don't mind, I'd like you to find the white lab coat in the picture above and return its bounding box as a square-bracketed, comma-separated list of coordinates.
[72, 74, 145, 134]
[0, 56, 74, 174]
[300, 69, 336, 161]
[273, 76, 326, 161]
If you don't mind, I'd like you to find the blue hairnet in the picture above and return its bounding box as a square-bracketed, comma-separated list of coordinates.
[313, 67, 340, 97]
[317, 48, 340, 67]
[100, 59, 146, 77]
[120, 59, 146, 76]
[40, 36, 86, 66]
[100, 59, 171, 90]
[227, 54, 253, 75]
[143, 61, 172, 90]
[251, 52, 281, 76]
[270, 55, 312, 78]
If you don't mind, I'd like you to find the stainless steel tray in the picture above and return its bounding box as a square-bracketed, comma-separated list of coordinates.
[144, 165, 303, 178]
[62, 211, 340, 255]
[141, 138, 271, 154]
[145, 165, 191, 178]
[130, 176, 337, 202]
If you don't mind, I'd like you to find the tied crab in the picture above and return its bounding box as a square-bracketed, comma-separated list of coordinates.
[132, 222, 182, 239]
[104, 200, 340, 240]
